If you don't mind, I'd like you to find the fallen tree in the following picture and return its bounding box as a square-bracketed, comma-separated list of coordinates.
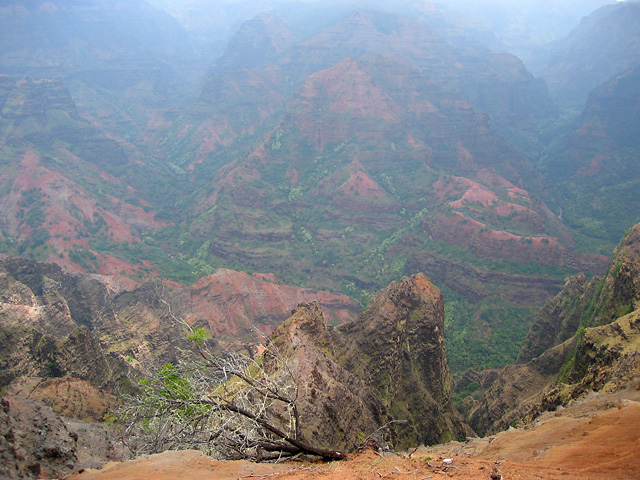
[117, 297, 345, 461]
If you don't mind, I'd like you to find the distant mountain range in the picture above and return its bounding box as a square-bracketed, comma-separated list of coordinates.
[0, 0, 638, 371]
[2, 3, 640, 475]
[529, 0, 640, 108]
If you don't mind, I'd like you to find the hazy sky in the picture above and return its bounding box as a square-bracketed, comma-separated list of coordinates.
[143, 0, 617, 56]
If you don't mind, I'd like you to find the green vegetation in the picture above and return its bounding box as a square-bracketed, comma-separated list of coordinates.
[19, 188, 47, 228]
[90, 240, 199, 283]
[69, 247, 99, 272]
[454, 381, 486, 406]
[444, 291, 534, 372]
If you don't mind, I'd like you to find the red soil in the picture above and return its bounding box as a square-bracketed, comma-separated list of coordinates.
[66, 388, 640, 480]
[576, 154, 605, 177]
[186, 269, 360, 337]
[287, 168, 300, 184]
[299, 58, 400, 122]
[339, 161, 387, 198]
[448, 180, 499, 209]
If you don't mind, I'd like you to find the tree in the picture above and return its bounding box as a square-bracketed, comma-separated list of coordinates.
[116, 296, 346, 462]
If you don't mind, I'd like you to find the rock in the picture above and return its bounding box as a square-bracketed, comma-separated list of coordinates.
[465, 339, 576, 435]
[337, 273, 472, 447]
[270, 273, 473, 451]
[517, 273, 593, 363]
[0, 394, 121, 479]
[465, 223, 640, 434]
[0, 255, 366, 472]
[270, 302, 387, 452]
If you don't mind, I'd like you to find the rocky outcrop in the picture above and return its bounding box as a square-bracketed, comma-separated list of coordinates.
[0, 256, 151, 390]
[0, 395, 123, 480]
[270, 274, 472, 451]
[0, 256, 359, 388]
[269, 302, 387, 452]
[464, 338, 576, 435]
[0, 255, 368, 474]
[565, 309, 640, 393]
[517, 273, 594, 363]
[463, 223, 640, 435]
[590, 225, 640, 326]
[519, 224, 640, 363]
[337, 274, 471, 447]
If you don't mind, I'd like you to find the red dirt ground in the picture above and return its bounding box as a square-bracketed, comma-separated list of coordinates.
[66, 386, 640, 480]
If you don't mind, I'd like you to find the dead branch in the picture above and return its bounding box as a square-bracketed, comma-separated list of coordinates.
[115, 292, 343, 461]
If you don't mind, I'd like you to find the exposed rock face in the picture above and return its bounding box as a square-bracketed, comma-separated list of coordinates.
[6, 376, 115, 423]
[0, 256, 358, 390]
[0, 255, 362, 475]
[181, 268, 360, 338]
[337, 274, 470, 447]
[271, 274, 472, 451]
[514, 309, 640, 429]
[590, 225, 640, 326]
[0, 256, 150, 390]
[463, 223, 640, 435]
[270, 302, 387, 452]
[0, 395, 123, 480]
[517, 274, 593, 363]
[162, 8, 611, 377]
[519, 224, 640, 364]
[536, 27, 640, 249]
[464, 339, 576, 435]
[568, 309, 640, 393]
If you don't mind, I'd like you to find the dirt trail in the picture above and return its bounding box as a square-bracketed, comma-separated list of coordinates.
[66, 385, 640, 480]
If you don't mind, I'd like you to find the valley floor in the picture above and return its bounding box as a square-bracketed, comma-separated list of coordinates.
[66, 382, 640, 480]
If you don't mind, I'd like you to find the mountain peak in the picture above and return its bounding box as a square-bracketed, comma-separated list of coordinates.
[297, 55, 401, 121]
[215, 13, 295, 70]
[269, 274, 470, 451]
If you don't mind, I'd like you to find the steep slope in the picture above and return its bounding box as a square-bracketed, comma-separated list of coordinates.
[0, 0, 209, 157]
[0, 76, 175, 275]
[0, 256, 172, 390]
[0, 254, 361, 476]
[0, 1, 196, 76]
[0, 259, 465, 472]
[538, 65, 640, 252]
[0, 3, 617, 376]
[270, 274, 471, 451]
[0, 393, 125, 479]
[158, 10, 606, 371]
[194, 49, 587, 283]
[176, 8, 554, 165]
[461, 223, 640, 435]
[180, 10, 578, 285]
[0, 255, 358, 390]
[530, 1, 640, 108]
[335, 274, 471, 447]
[516, 274, 595, 363]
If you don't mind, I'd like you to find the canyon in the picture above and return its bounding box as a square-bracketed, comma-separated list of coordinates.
[0, 1, 639, 478]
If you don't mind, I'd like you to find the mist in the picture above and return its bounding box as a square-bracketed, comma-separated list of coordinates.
[144, 0, 617, 57]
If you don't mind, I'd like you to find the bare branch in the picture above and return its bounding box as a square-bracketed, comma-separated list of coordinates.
[114, 294, 344, 461]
